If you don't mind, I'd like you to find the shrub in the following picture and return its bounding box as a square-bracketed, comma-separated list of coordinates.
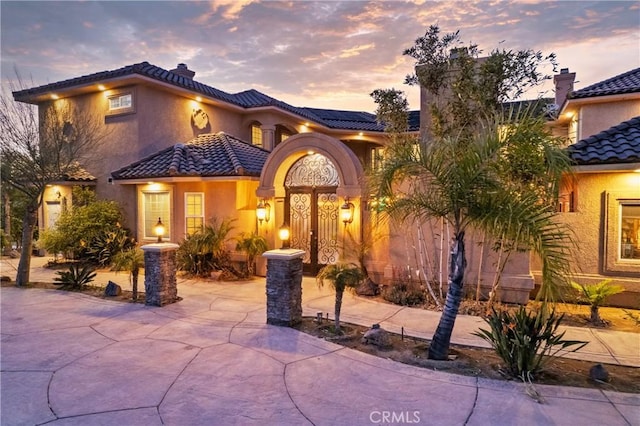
[40, 200, 129, 261]
[571, 280, 624, 324]
[177, 217, 235, 277]
[235, 232, 268, 277]
[54, 264, 97, 289]
[86, 227, 136, 266]
[473, 306, 587, 380]
[382, 281, 426, 306]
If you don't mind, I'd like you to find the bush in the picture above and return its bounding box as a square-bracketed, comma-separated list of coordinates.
[382, 281, 426, 306]
[473, 306, 587, 380]
[54, 264, 97, 289]
[86, 227, 136, 266]
[177, 217, 235, 277]
[235, 232, 268, 277]
[40, 200, 130, 262]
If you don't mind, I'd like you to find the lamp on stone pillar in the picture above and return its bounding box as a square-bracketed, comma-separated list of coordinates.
[340, 198, 355, 226]
[154, 217, 165, 243]
[256, 200, 271, 225]
[278, 223, 290, 249]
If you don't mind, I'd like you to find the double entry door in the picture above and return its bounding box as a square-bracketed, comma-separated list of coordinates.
[286, 187, 339, 274]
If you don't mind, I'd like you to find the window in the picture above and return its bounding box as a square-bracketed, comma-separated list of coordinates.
[251, 124, 263, 147]
[280, 132, 290, 143]
[185, 193, 204, 236]
[371, 146, 385, 171]
[106, 90, 135, 116]
[143, 191, 170, 240]
[620, 203, 640, 261]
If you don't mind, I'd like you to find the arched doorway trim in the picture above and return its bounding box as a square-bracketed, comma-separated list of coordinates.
[257, 132, 363, 199]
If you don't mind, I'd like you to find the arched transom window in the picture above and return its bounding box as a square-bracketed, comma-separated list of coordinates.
[284, 153, 339, 188]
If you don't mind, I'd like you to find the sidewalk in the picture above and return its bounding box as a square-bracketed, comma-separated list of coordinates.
[3, 255, 638, 367]
[1, 256, 639, 425]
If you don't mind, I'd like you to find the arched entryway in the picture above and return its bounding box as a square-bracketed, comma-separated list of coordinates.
[285, 153, 340, 273]
[257, 133, 364, 275]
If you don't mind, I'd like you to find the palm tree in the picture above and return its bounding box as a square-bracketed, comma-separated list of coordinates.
[111, 247, 144, 301]
[316, 263, 364, 333]
[235, 232, 268, 276]
[371, 115, 573, 360]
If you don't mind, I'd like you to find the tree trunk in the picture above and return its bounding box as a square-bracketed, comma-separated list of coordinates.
[15, 203, 38, 287]
[334, 288, 344, 333]
[132, 268, 139, 301]
[590, 305, 600, 324]
[428, 231, 466, 360]
[3, 191, 12, 256]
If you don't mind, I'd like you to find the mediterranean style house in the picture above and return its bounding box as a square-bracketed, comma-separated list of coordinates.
[12, 62, 639, 306]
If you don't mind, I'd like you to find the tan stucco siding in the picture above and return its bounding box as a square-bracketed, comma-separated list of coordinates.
[578, 100, 640, 140]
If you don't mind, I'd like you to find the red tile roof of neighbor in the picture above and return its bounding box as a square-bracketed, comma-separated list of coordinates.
[111, 132, 269, 180]
[568, 116, 640, 165]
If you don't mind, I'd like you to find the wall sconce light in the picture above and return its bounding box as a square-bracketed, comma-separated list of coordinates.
[256, 200, 271, 224]
[154, 217, 165, 243]
[340, 198, 355, 225]
[55, 190, 62, 199]
[278, 223, 290, 249]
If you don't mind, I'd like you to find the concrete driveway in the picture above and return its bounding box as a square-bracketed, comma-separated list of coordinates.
[2, 272, 638, 425]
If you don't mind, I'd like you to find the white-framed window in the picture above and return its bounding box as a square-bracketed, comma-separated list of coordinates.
[251, 124, 263, 147]
[106, 90, 135, 116]
[185, 192, 204, 236]
[143, 191, 170, 240]
[620, 202, 640, 261]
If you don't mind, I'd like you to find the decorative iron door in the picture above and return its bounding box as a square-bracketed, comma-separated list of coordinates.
[287, 189, 339, 274]
[284, 153, 340, 275]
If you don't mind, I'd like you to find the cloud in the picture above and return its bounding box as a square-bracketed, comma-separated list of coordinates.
[1, 1, 638, 111]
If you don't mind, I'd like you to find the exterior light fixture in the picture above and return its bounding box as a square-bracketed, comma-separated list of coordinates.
[278, 223, 290, 249]
[256, 200, 271, 224]
[340, 198, 355, 225]
[195, 96, 202, 102]
[51, 94, 59, 100]
[154, 217, 165, 243]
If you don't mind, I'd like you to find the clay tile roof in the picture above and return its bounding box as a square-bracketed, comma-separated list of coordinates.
[12, 61, 419, 133]
[567, 116, 640, 165]
[569, 68, 640, 100]
[62, 166, 97, 182]
[110, 132, 269, 180]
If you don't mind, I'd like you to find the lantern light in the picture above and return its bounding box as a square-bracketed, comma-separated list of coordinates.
[154, 217, 165, 243]
[256, 200, 271, 224]
[340, 198, 355, 225]
[278, 224, 290, 249]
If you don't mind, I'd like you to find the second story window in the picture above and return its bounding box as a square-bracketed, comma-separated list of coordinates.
[106, 90, 135, 116]
[251, 124, 263, 147]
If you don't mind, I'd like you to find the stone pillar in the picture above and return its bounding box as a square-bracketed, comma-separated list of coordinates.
[263, 249, 305, 326]
[141, 243, 180, 306]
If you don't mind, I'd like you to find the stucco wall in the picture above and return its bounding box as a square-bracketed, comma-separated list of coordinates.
[579, 100, 640, 140]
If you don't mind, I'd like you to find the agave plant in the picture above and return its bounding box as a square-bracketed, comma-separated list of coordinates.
[54, 264, 97, 289]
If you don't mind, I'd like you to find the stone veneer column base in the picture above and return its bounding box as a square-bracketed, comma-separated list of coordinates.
[263, 249, 305, 326]
[141, 243, 180, 307]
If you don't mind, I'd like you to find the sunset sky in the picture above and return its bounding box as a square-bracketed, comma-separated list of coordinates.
[1, 1, 639, 112]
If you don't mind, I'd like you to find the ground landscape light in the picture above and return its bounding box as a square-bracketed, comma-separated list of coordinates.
[278, 224, 290, 249]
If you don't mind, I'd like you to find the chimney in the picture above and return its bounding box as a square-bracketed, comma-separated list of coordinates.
[554, 68, 576, 109]
[171, 63, 195, 80]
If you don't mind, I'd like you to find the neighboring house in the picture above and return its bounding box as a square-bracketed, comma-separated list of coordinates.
[13, 62, 639, 306]
[554, 68, 640, 307]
